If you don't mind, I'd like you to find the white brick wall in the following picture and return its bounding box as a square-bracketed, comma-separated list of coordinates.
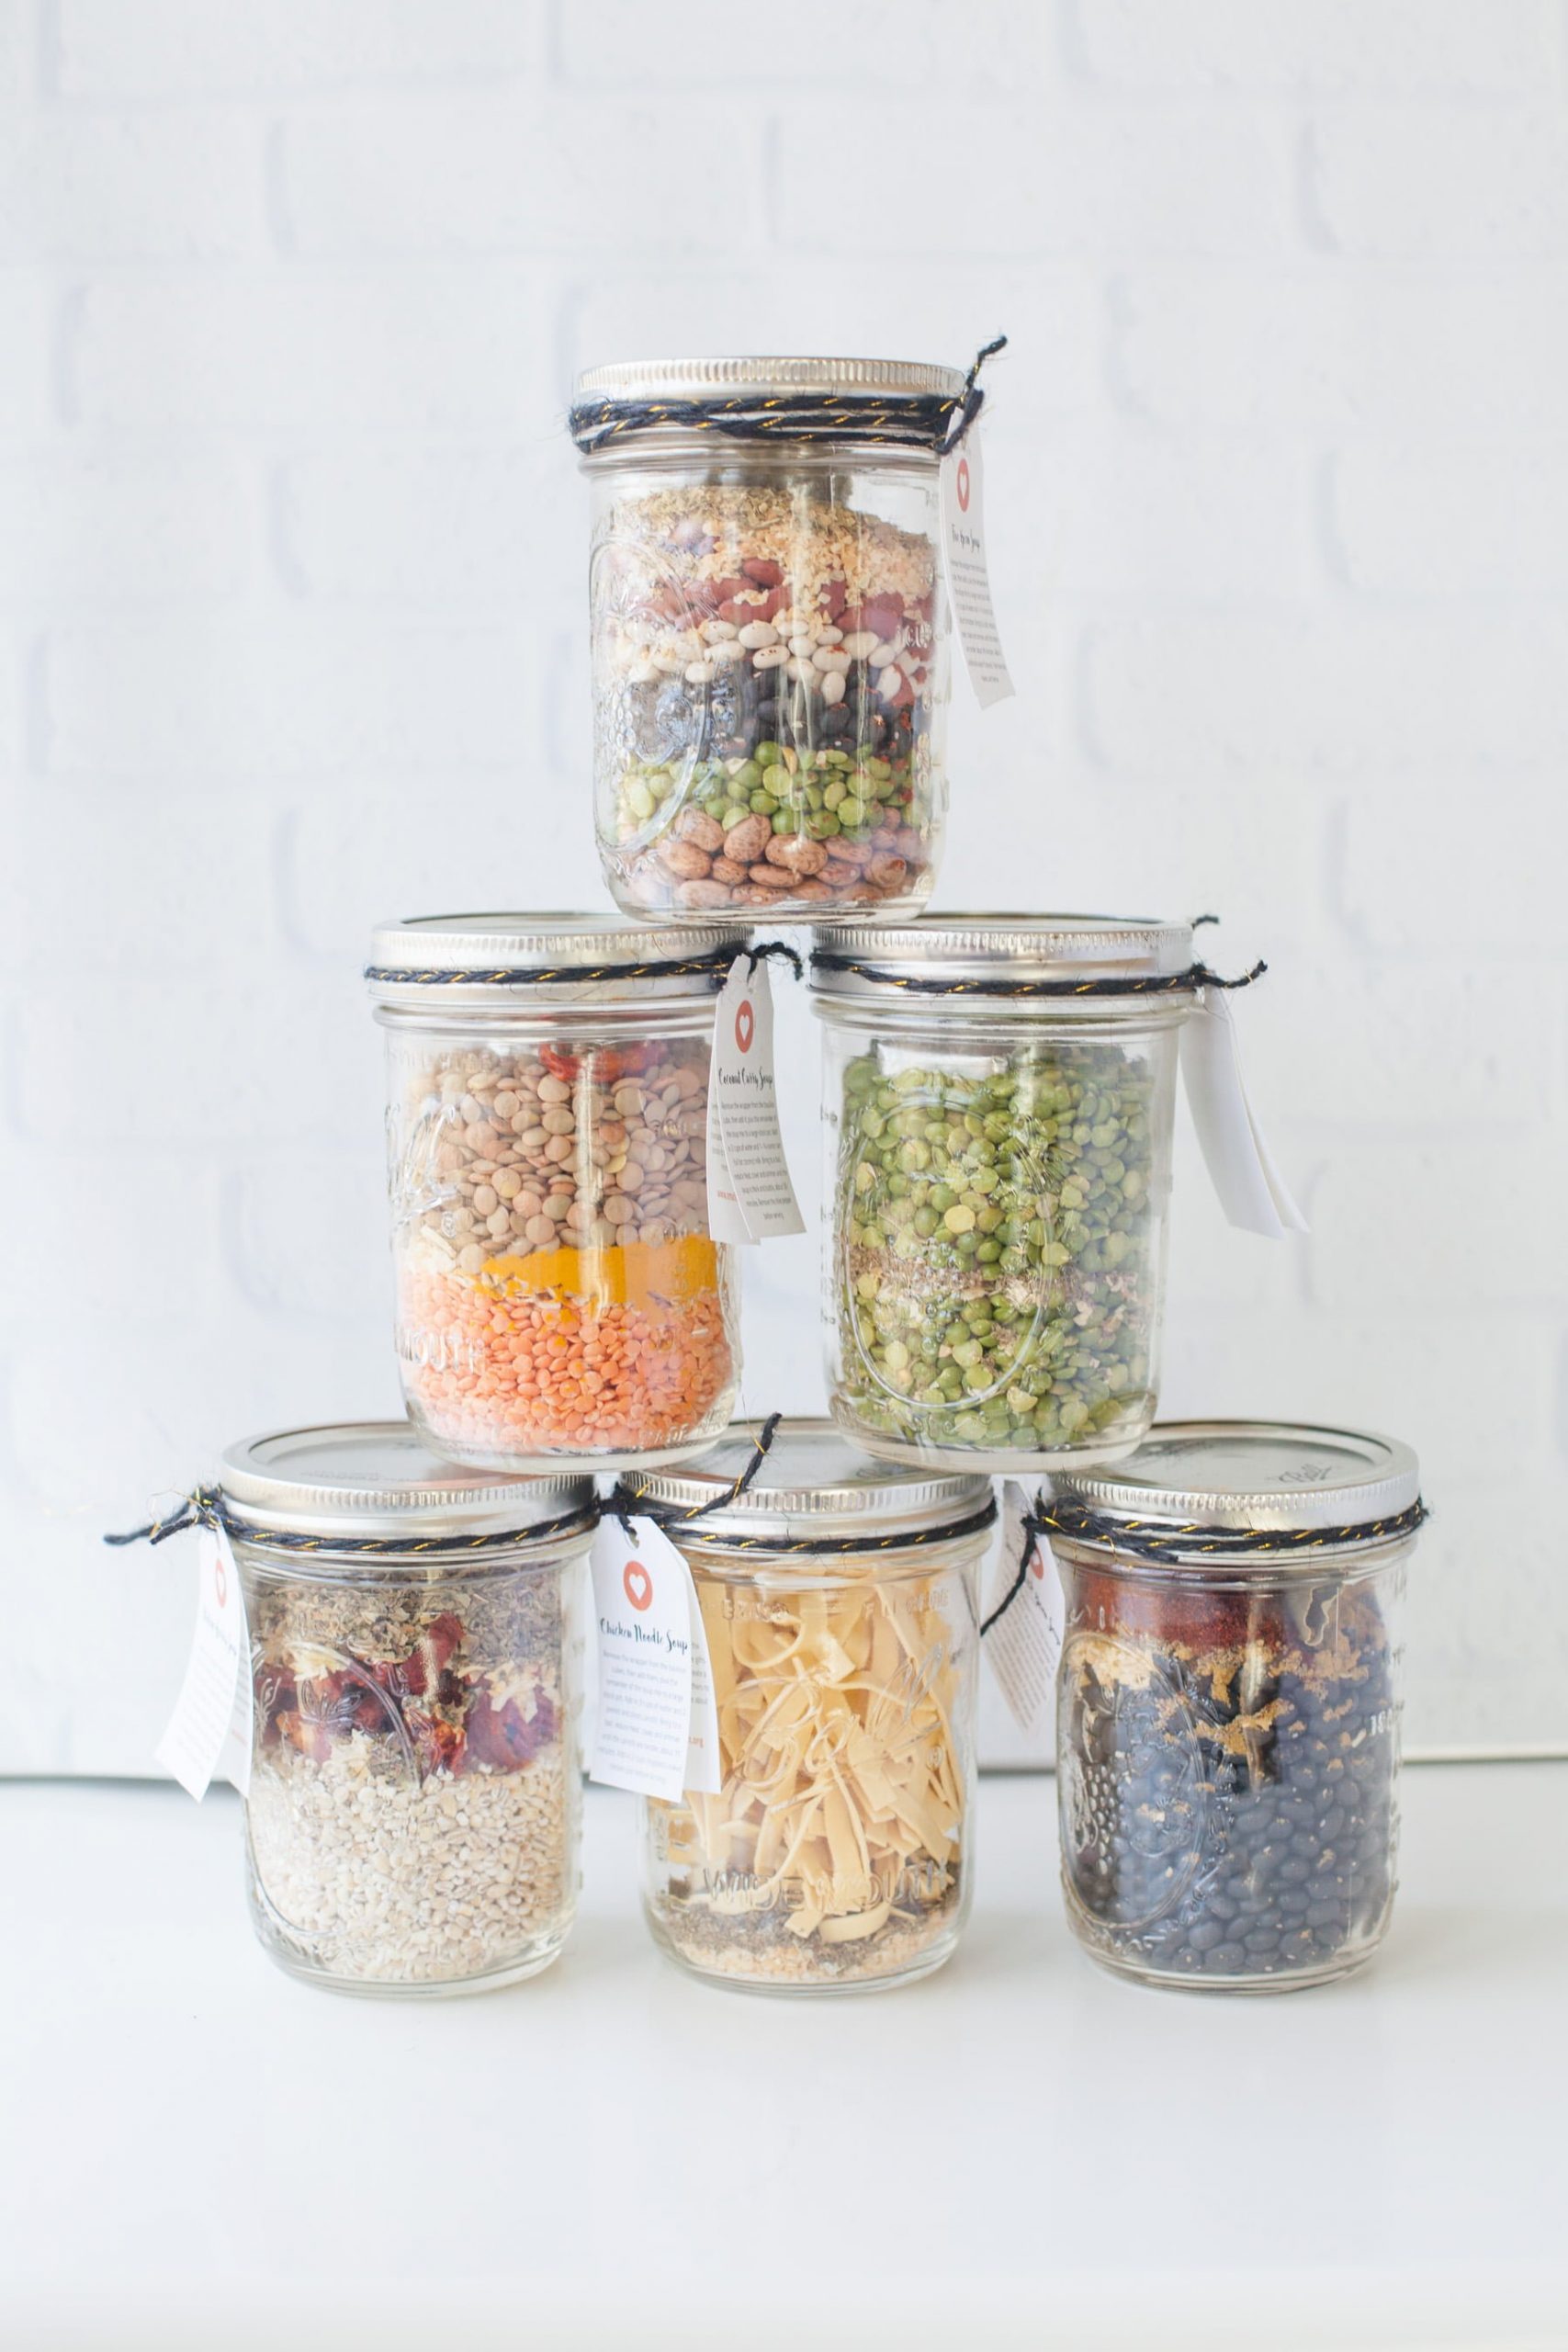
[1, 0, 1562, 1774]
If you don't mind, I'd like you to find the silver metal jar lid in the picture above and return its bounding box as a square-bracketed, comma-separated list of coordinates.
[628, 1417, 993, 1549]
[218, 1421, 595, 1547]
[574, 355, 966, 403]
[366, 911, 752, 1011]
[1049, 1420, 1423, 1558]
[808, 912, 1196, 1002]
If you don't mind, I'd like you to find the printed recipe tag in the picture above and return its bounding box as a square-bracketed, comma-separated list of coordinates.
[1179, 989, 1307, 1241]
[705, 956, 804, 1246]
[981, 1481, 1063, 1739]
[940, 433, 1014, 707]
[155, 1524, 252, 1800]
[590, 1514, 720, 1802]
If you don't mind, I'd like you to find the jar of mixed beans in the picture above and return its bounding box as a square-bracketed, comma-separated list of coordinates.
[574, 356, 959, 922]
[1044, 1420, 1423, 1994]
[222, 1421, 595, 1997]
[631, 1419, 994, 1994]
[812, 915, 1198, 1474]
[367, 915, 748, 1472]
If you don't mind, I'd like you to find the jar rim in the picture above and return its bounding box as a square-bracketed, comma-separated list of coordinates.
[1041, 1418, 1423, 1567]
[808, 912, 1197, 1003]
[626, 1415, 994, 1549]
[218, 1420, 597, 1552]
[574, 355, 967, 404]
[366, 912, 752, 1010]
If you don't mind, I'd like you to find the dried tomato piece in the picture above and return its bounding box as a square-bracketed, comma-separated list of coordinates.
[460, 1690, 558, 1774]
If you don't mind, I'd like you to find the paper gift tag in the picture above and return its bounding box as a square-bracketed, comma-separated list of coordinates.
[1179, 988, 1307, 1241]
[980, 1481, 1063, 1738]
[590, 1514, 721, 1802]
[705, 955, 804, 1246]
[940, 433, 1014, 708]
[155, 1524, 253, 1801]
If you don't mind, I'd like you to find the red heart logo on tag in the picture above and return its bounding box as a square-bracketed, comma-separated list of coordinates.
[1029, 1552, 1044, 1581]
[623, 1559, 653, 1611]
[956, 456, 972, 513]
[213, 1553, 228, 1606]
[734, 1000, 754, 1055]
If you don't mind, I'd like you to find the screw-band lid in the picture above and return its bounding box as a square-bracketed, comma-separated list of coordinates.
[219, 1421, 595, 1547]
[626, 1417, 992, 1548]
[1047, 1420, 1423, 1560]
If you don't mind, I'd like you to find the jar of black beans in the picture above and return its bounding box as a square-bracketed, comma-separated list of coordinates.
[1043, 1420, 1422, 1994]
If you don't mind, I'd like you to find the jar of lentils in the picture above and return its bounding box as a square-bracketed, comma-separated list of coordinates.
[633, 1420, 994, 1994]
[222, 1422, 595, 1997]
[368, 915, 747, 1472]
[1046, 1421, 1422, 1994]
[812, 915, 1197, 1473]
[574, 356, 959, 922]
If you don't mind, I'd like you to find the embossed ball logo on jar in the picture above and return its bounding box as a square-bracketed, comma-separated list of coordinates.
[1061, 1632, 1206, 1931]
[623, 1557, 654, 1612]
[955, 456, 972, 514]
[734, 998, 754, 1056]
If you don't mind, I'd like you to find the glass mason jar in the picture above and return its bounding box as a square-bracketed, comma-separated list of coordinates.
[1045, 1420, 1422, 1995]
[813, 915, 1197, 1475]
[633, 1420, 993, 1994]
[576, 356, 959, 922]
[220, 1422, 595, 1997]
[367, 914, 749, 1473]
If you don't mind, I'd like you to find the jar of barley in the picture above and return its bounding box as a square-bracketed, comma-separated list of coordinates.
[223, 1420, 595, 1997]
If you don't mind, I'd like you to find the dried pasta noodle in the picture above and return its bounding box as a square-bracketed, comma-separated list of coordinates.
[657, 1563, 964, 1977]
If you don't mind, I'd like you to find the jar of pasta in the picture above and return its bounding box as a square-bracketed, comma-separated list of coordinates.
[630, 1419, 994, 1993]
[367, 914, 748, 1471]
[1045, 1420, 1424, 1994]
[812, 914, 1199, 1473]
[222, 1420, 595, 1996]
[573, 355, 966, 922]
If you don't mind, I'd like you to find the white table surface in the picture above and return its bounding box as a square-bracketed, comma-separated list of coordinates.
[4, 1764, 1565, 2351]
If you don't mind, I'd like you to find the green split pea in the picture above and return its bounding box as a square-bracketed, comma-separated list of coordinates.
[834, 1046, 1158, 1457]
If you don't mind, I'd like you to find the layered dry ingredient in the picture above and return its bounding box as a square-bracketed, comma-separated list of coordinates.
[592, 483, 942, 917]
[392, 1035, 737, 1464]
[1058, 1571, 1400, 1987]
[833, 1042, 1159, 1461]
[647, 1568, 967, 1986]
[245, 1562, 574, 1988]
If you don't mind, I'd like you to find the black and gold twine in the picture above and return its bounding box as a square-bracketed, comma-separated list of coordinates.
[982, 1496, 1429, 1636]
[809, 953, 1267, 1001]
[611, 1413, 998, 1555]
[105, 1487, 599, 1560]
[364, 941, 803, 990]
[570, 337, 1008, 458]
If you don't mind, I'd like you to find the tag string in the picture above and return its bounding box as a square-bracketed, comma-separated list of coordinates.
[809, 955, 1266, 1001]
[570, 338, 1008, 458]
[105, 1488, 600, 1560]
[613, 1412, 783, 1535]
[982, 1497, 1430, 1635]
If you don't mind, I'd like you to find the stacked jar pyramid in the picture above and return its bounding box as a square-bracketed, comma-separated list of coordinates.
[199, 356, 1423, 2003]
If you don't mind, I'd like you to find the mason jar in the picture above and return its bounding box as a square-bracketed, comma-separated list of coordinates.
[631, 1420, 994, 1993]
[220, 1421, 595, 1997]
[575, 356, 958, 922]
[812, 915, 1197, 1474]
[1045, 1420, 1422, 1994]
[367, 914, 748, 1472]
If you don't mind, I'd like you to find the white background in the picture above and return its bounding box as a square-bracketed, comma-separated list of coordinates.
[1, 0, 1564, 1772]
